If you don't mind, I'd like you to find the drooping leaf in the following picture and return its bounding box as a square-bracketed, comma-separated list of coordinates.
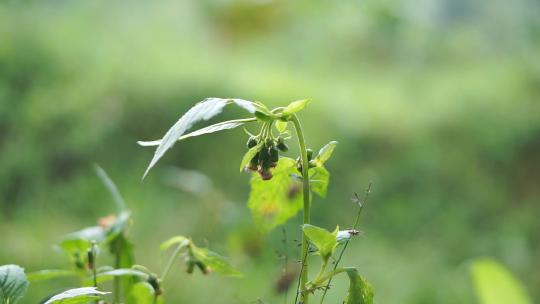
[44, 287, 109, 304]
[190, 246, 242, 277]
[239, 141, 264, 172]
[248, 157, 303, 231]
[27, 270, 78, 283]
[275, 120, 289, 133]
[94, 165, 127, 211]
[282, 99, 310, 116]
[142, 98, 255, 179]
[128, 282, 162, 304]
[345, 268, 374, 304]
[0, 264, 29, 304]
[302, 225, 338, 260]
[137, 119, 254, 147]
[91, 269, 149, 285]
[309, 166, 330, 198]
[314, 141, 338, 166]
[160, 236, 189, 251]
[470, 258, 532, 304]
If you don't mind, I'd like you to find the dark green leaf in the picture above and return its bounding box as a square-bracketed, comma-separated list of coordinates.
[345, 268, 374, 304]
[191, 246, 242, 277]
[0, 264, 29, 304]
[44, 287, 109, 304]
[302, 225, 338, 260]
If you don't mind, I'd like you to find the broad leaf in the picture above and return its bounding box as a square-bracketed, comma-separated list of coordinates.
[191, 246, 242, 277]
[314, 141, 338, 166]
[0, 264, 29, 304]
[302, 225, 338, 260]
[248, 157, 303, 230]
[470, 258, 531, 304]
[137, 119, 253, 147]
[160, 236, 189, 251]
[142, 98, 255, 178]
[44, 287, 109, 304]
[239, 141, 264, 172]
[128, 282, 162, 304]
[27, 270, 78, 283]
[309, 166, 330, 198]
[94, 165, 127, 211]
[345, 268, 374, 304]
[282, 99, 310, 116]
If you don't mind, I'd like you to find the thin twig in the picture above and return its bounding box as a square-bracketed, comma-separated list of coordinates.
[319, 183, 372, 304]
[294, 248, 309, 304]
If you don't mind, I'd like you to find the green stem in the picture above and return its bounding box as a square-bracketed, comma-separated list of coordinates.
[310, 267, 351, 287]
[114, 251, 120, 303]
[160, 241, 189, 282]
[291, 114, 311, 304]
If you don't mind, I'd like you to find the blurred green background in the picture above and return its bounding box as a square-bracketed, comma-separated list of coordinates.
[1, 0, 539, 303]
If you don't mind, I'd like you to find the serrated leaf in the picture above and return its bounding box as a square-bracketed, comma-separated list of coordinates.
[94, 165, 127, 211]
[137, 119, 253, 147]
[160, 236, 189, 251]
[282, 99, 310, 116]
[191, 246, 242, 277]
[0, 264, 29, 304]
[142, 98, 255, 179]
[44, 287, 109, 304]
[309, 166, 330, 198]
[128, 282, 163, 304]
[345, 268, 374, 304]
[275, 120, 288, 133]
[27, 270, 78, 283]
[239, 141, 264, 172]
[315, 141, 338, 166]
[470, 258, 531, 304]
[302, 225, 338, 260]
[248, 157, 303, 231]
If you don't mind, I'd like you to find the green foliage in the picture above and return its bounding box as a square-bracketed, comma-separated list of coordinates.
[190, 245, 242, 277]
[345, 268, 374, 304]
[248, 157, 302, 231]
[93, 269, 149, 284]
[309, 166, 330, 198]
[314, 141, 338, 167]
[302, 224, 338, 261]
[470, 258, 532, 304]
[282, 99, 310, 116]
[43, 287, 109, 304]
[27, 270, 78, 283]
[129, 282, 163, 304]
[239, 141, 264, 172]
[0, 265, 29, 304]
[160, 236, 189, 251]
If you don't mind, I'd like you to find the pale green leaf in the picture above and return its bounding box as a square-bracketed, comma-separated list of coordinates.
[470, 258, 532, 304]
[27, 270, 78, 283]
[94, 165, 127, 211]
[128, 282, 162, 304]
[44, 287, 109, 304]
[239, 141, 264, 172]
[0, 264, 29, 304]
[282, 99, 310, 116]
[247, 157, 303, 230]
[345, 268, 374, 304]
[160, 236, 189, 251]
[142, 98, 255, 179]
[275, 120, 289, 133]
[315, 141, 338, 166]
[309, 166, 330, 198]
[91, 269, 149, 285]
[191, 246, 242, 277]
[302, 225, 338, 260]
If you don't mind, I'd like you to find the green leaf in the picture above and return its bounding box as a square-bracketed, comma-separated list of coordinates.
[160, 236, 189, 251]
[314, 141, 338, 166]
[470, 258, 532, 304]
[302, 225, 338, 260]
[345, 268, 374, 304]
[104, 211, 131, 244]
[239, 141, 264, 172]
[27, 270, 78, 283]
[44, 287, 109, 304]
[128, 282, 162, 304]
[91, 269, 149, 285]
[94, 165, 127, 211]
[190, 246, 242, 277]
[309, 166, 330, 198]
[142, 98, 255, 179]
[108, 234, 136, 299]
[137, 119, 254, 147]
[0, 264, 29, 304]
[275, 120, 288, 133]
[282, 99, 310, 116]
[248, 157, 303, 230]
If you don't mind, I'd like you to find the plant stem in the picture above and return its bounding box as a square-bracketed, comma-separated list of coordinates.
[114, 251, 120, 304]
[319, 183, 372, 304]
[291, 114, 311, 304]
[160, 240, 189, 282]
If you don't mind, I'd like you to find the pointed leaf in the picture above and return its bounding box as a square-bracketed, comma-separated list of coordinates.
[470, 258, 532, 304]
[282, 99, 310, 116]
[302, 225, 338, 260]
[94, 165, 127, 211]
[44, 287, 109, 304]
[315, 141, 338, 166]
[239, 141, 264, 172]
[137, 119, 254, 147]
[191, 246, 242, 277]
[248, 157, 303, 230]
[27, 270, 78, 283]
[309, 166, 330, 198]
[0, 265, 29, 304]
[345, 268, 374, 304]
[91, 269, 149, 285]
[160, 236, 189, 251]
[142, 98, 254, 179]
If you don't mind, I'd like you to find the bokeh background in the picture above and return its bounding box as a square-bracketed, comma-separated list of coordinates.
[1, 0, 539, 303]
